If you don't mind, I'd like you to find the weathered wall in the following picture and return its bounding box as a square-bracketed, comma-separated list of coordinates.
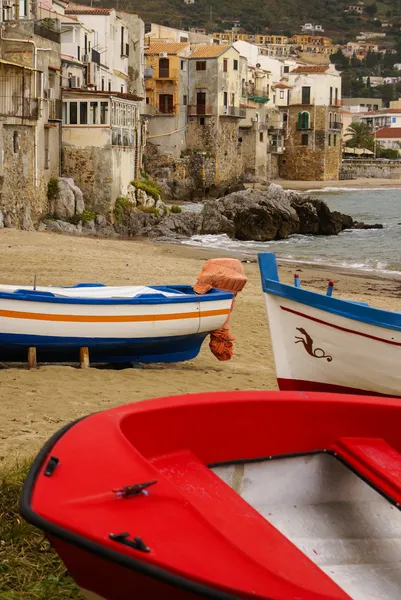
[62, 146, 113, 215]
[340, 161, 401, 180]
[279, 105, 341, 181]
[266, 153, 280, 180]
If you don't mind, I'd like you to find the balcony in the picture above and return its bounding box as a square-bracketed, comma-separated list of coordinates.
[48, 99, 62, 121]
[329, 122, 343, 130]
[188, 104, 213, 116]
[221, 106, 246, 118]
[0, 96, 39, 120]
[34, 19, 60, 44]
[333, 99, 343, 106]
[296, 123, 313, 130]
[270, 144, 285, 153]
[155, 68, 179, 80]
[146, 104, 177, 116]
[144, 67, 154, 79]
[91, 49, 101, 66]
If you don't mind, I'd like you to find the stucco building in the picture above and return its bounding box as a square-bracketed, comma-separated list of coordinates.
[0, 0, 62, 226]
[279, 64, 342, 181]
[187, 44, 245, 190]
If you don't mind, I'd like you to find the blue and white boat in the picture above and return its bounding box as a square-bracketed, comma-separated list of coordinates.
[0, 283, 233, 364]
[258, 252, 401, 398]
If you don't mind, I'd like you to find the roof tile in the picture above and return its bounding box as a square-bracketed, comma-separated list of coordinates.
[375, 127, 401, 139]
[290, 66, 329, 73]
[144, 42, 190, 55]
[190, 45, 231, 59]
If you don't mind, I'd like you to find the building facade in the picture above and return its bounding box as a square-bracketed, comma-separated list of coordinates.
[279, 65, 342, 181]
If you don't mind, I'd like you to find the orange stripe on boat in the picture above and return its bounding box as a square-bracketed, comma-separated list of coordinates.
[0, 308, 230, 323]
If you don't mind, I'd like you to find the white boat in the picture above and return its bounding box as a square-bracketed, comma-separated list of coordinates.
[258, 252, 401, 397]
[0, 282, 233, 363]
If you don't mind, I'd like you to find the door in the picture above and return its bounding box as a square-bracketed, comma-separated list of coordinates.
[301, 86, 311, 104]
[159, 94, 174, 114]
[197, 91, 206, 115]
[159, 58, 169, 78]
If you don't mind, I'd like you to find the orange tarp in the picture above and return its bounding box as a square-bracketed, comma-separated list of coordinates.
[193, 258, 247, 361]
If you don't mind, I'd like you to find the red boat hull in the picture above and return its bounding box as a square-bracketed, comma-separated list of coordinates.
[20, 391, 401, 600]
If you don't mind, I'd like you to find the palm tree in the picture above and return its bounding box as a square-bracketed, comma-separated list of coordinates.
[345, 122, 374, 150]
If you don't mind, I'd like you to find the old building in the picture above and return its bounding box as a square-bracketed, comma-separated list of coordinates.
[62, 89, 145, 214]
[279, 64, 342, 181]
[0, 0, 62, 226]
[144, 42, 190, 157]
[187, 44, 245, 190]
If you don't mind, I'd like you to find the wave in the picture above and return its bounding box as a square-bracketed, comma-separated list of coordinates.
[307, 186, 401, 193]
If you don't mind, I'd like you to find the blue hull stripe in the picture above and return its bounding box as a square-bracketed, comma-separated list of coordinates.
[258, 253, 401, 333]
[0, 332, 209, 364]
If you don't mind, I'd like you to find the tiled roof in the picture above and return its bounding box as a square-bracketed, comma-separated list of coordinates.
[375, 127, 401, 139]
[190, 44, 231, 58]
[65, 7, 111, 14]
[274, 82, 292, 88]
[290, 66, 329, 73]
[63, 88, 143, 101]
[144, 42, 190, 55]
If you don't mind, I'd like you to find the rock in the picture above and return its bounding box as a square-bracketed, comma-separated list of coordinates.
[353, 222, 383, 230]
[3, 214, 13, 228]
[21, 206, 34, 231]
[95, 214, 108, 228]
[126, 184, 138, 207]
[52, 178, 85, 219]
[37, 222, 47, 232]
[147, 212, 200, 238]
[43, 219, 82, 235]
[0, 212, 4, 229]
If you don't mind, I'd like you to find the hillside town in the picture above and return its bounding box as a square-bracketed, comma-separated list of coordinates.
[1, 0, 401, 226]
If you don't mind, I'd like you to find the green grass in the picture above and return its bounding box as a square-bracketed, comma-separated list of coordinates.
[0, 461, 83, 599]
[130, 179, 163, 201]
[170, 205, 182, 214]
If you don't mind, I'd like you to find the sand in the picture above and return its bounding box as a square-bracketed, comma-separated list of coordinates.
[0, 228, 400, 465]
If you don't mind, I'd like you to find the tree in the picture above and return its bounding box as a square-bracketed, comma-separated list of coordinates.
[346, 122, 375, 149]
[365, 3, 378, 16]
[331, 48, 350, 71]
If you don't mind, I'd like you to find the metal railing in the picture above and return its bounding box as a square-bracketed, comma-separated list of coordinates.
[188, 104, 213, 116]
[0, 93, 39, 120]
[156, 68, 179, 80]
[112, 127, 135, 147]
[329, 122, 343, 130]
[146, 104, 177, 116]
[221, 106, 246, 117]
[34, 20, 61, 44]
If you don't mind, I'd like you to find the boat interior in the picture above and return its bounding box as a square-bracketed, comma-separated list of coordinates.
[213, 453, 401, 600]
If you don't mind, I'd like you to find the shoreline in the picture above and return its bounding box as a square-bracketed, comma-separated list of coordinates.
[0, 229, 400, 464]
[271, 178, 401, 191]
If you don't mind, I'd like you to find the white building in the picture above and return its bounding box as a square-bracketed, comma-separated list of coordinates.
[301, 23, 324, 33]
[374, 128, 401, 153]
[359, 109, 401, 129]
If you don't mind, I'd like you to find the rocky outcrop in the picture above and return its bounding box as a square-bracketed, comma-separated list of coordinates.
[50, 178, 85, 219]
[37, 183, 382, 241]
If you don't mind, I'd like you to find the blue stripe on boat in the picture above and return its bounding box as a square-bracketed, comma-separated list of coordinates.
[0, 286, 233, 305]
[258, 253, 401, 333]
[0, 332, 209, 363]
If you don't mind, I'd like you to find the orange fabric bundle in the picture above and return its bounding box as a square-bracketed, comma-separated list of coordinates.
[193, 258, 247, 361]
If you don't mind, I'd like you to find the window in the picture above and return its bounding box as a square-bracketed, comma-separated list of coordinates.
[90, 101, 98, 124]
[301, 86, 311, 104]
[196, 61, 206, 71]
[84, 33, 88, 54]
[223, 58, 228, 72]
[101, 77, 105, 91]
[333, 134, 337, 146]
[100, 101, 108, 124]
[328, 134, 331, 146]
[233, 59, 238, 71]
[77, 46, 80, 61]
[231, 93, 235, 105]
[298, 111, 310, 129]
[159, 58, 169, 78]
[259, 132, 264, 142]
[108, 80, 111, 92]
[301, 133, 309, 146]
[329, 112, 332, 128]
[199, 117, 205, 125]
[121, 26, 124, 56]
[329, 86, 333, 105]
[181, 60, 187, 71]
[146, 96, 149, 104]
[183, 94, 187, 106]
[13, 131, 19, 153]
[159, 94, 174, 114]
[80, 102, 88, 124]
[283, 65, 289, 73]
[121, 85, 124, 93]
[62, 101, 67, 123]
[335, 87, 338, 104]
[67, 72, 72, 88]
[19, 0, 27, 17]
[69, 102, 78, 124]
[223, 91, 228, 108]
[280, 90, 284, 99]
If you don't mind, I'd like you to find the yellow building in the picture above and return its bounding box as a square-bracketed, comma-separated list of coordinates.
[212, 31, 288, 46]
[144, 42, 190, 116]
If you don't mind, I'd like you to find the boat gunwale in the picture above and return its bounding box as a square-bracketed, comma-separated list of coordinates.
[258, 253, 401, 333]
[0, 285, 234, 306]
[19, 415, 242, 600]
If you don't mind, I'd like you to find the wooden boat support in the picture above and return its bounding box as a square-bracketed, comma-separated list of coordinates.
[28, 347, 37, 369]
[80, 347, 90, 369]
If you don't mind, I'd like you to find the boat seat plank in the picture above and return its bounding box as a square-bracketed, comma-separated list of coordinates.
[151, 450, 351, 599]
[333, 437, 401, 505]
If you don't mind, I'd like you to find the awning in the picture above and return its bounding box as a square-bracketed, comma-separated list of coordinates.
[343, 147, 374, 155]
[0, 58, 39, 72]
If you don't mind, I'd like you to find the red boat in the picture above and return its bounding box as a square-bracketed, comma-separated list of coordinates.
[20, 391, 401, 600]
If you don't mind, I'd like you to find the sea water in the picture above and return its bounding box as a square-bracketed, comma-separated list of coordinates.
[182, 188, 401, 274]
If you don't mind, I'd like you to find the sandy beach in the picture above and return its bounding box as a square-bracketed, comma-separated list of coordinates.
[0, 228, 400, 465]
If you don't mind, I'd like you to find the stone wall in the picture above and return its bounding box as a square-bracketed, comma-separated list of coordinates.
[340, 160, 401, 180]
[279, 105, 341, 181]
